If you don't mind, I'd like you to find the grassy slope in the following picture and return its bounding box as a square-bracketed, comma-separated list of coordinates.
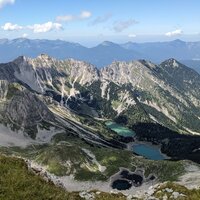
[0, 155, 77, 200]
[0, 154, 128, 200]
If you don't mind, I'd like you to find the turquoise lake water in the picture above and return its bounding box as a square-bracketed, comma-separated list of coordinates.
[105, 121, 136, 137]
[132, 144, 166, 160]
[105, 121, 165, 160]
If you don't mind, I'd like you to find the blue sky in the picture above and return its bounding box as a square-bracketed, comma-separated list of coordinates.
[0, 0, 200, 46]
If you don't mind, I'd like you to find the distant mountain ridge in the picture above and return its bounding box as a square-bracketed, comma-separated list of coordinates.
[1, 38, 200, 72]
[1, 55, 200, 139]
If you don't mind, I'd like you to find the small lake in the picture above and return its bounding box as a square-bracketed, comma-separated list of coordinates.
[111, 169, 144, 190]
[112, 179, 132, 190]
[105, 121, 136, 137]
[106, 121, 166, 160]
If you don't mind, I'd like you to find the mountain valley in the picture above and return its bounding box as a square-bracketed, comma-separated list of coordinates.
[0, 54, 200, 199]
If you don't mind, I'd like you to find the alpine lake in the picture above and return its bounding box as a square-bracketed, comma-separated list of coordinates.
[105, 121, 166, 160]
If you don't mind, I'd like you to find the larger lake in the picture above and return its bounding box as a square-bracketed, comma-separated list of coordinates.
[132, 143, 166, 160]
[106, 121, 166, 160]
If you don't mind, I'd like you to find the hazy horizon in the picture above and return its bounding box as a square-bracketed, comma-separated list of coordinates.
[2, 36, 200, 48]
[1, 0, 200, 46]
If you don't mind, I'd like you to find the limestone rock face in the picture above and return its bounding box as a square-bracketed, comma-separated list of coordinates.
[4, 89, 55, 129]
[0, 55, 200, 140]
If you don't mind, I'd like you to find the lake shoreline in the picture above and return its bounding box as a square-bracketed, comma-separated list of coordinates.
[105, 121, 169, 160]
[128, 140, 171, 160]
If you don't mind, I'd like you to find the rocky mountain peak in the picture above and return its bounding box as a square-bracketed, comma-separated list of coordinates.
[13, 56, 28, 65]
[32, 54, 57, 66]
[37, 53, 53, 60]
[100, 60, 158, 88]
[137, 59, 157, 69]
[161, 58, 181, 69]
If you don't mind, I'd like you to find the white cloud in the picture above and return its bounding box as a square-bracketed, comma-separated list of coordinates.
[80, 11, 92, 19]
[2, 21, 63, 33]
[1, 22, 22, 31]
[128, 34, 136, 38]
[56, 15, 74, 22]
[113, 19, 138, 32]
[56, 10, 92, 22]
[22, 33, 28, 38]
[90, 13, 112, 26]
[28, 22, 63, 33]
[0, 0, 15, 8]
[165, 29, 183, 37]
